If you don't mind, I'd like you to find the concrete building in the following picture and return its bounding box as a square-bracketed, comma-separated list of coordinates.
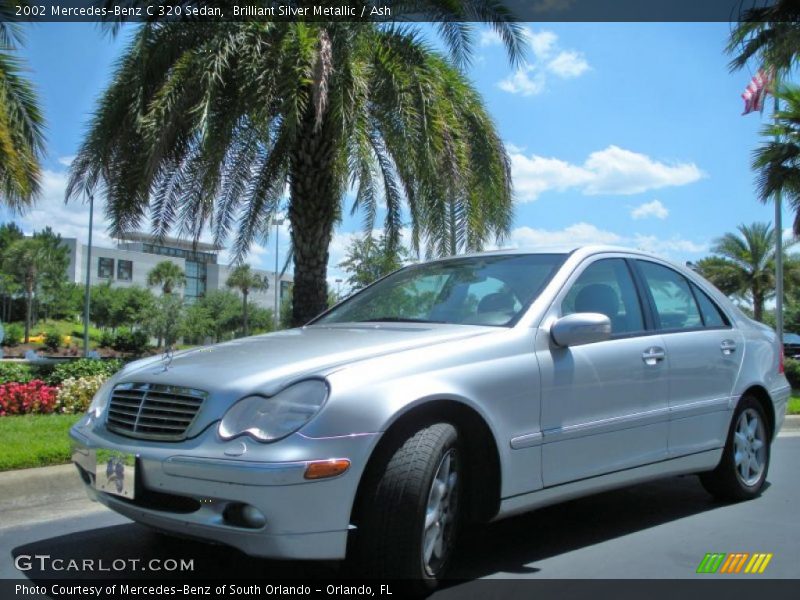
[62, 233, 292, 313]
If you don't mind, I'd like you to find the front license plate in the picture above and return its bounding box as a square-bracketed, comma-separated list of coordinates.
[94, 449, 136, 499]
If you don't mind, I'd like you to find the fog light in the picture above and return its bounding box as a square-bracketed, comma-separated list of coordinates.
[241, 505, 266, 528]
[304, 459, 350, 480]
[222, 503, 267, 529]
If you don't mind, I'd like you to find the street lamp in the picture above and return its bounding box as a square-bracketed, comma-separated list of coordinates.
[83, 193, 94, 357]
[272, 218, 285, 329]
[335, 278, 343, 300]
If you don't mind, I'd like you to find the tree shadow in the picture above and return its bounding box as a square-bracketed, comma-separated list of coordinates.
[447, 474, 735, 581]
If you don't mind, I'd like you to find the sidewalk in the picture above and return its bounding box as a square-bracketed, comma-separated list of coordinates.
[0, 463, 103, 529]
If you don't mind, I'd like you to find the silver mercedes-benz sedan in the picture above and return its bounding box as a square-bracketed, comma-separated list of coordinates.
[70, 245, 789, 587]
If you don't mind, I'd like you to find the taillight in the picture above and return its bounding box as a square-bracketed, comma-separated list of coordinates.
[779, 350, 785, 374]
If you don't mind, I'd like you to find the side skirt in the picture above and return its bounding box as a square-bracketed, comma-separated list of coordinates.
[494, 448, 722, 522]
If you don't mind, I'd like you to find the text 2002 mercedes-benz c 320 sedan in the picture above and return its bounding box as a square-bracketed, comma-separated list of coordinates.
[71, 245, 789, 588]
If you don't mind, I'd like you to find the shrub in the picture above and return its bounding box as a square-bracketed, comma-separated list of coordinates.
[0, 362, 35, 385]
[784, 357, 800, 389]
[0, 380, 58, 416]
[56, 375, 107, 414]
[47, 358, 122, 386]
[98, 330, 115, 348]
[112, 328, 149, 355]
[3, 323, 23, 346]
[43, 330, 62, 352]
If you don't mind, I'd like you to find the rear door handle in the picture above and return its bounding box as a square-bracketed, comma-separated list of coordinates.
[642, 346, 666, 365]
[720, 339, 737, 355]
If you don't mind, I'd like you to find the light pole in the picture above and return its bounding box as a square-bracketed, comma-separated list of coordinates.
[273, 218, 284, 329]
[335, 278, 343, 301]
[83, 193, 94, 357]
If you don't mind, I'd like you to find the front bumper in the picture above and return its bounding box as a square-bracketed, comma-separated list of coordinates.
[70, 417, 379, 560]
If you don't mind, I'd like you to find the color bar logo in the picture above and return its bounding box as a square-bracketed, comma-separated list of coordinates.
[696, 553, 773, 574]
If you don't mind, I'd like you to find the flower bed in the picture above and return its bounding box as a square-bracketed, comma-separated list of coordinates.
[0, 358, 122, 417]
[0, 380, 58, 416]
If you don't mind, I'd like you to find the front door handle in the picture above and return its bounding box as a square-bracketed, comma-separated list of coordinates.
[720, 339, 737, 355]
[642, 346, 666, 365]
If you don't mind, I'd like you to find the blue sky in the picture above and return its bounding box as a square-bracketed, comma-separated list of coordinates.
[0, 21, 784, 283]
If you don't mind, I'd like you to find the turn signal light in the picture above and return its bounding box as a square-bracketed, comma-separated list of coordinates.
[304, 459, 351, 480]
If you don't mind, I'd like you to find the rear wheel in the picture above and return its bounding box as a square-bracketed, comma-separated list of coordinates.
[699, 395, 770, 501]
[351, 422, 461, 590]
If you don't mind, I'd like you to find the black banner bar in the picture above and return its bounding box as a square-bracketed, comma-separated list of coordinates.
[0, 0, 788, 23]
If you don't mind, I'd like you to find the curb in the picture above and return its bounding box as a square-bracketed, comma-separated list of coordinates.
[783, 414, 800, 432]
[0, 463, 86, 513]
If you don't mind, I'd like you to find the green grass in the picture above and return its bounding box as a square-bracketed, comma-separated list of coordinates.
[5, 319, 103, 344]
[788, 393, 800, 416]
[0, 414, 82, 471]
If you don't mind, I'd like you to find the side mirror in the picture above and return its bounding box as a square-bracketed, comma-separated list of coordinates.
[551, 313, 611, 347]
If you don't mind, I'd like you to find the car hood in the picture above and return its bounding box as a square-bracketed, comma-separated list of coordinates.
[113, 323, 495, 436]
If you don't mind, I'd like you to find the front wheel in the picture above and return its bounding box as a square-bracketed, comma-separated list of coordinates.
[351, 422, 462, 590]
[699, 395, 770, 501]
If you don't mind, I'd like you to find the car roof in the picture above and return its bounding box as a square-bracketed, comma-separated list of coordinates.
[453, 244, 664, 261]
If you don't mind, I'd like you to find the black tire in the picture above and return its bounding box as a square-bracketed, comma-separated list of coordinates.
[699, 395, 771, 502]
[350, 422, 462, 591]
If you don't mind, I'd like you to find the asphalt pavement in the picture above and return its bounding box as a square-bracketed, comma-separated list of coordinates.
[2, 435, 798, 591]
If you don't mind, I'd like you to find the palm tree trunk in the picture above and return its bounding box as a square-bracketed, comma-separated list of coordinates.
[242, 291, 249, 336]
[24, 286, 32, 344]
[289, 115, 338, 327]
[753, 285, 763, 322]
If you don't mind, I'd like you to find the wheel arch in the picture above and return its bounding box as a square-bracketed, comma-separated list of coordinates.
[349, 398, 502, 528]
[740, 385, 776, 440]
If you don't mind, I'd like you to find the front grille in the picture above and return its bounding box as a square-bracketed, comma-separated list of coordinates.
[106, 383, 207, 441]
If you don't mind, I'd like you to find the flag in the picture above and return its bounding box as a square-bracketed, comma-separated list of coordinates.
[742, 68, 772, 115]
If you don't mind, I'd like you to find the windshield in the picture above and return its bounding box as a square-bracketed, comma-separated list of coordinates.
[315, 254, 567, 327]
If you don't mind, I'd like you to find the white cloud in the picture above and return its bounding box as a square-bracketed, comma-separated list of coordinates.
[527, 30, 558, 58]
[630, 199, 669, 220]
[495, 223, 706, 260]
[509, 145, 705, 202]
[506, 222, 622, 248]
[496, 27, 589, 96]
[498, 69, 546, 96]
[510, 153, 593, 200]
[582, 146, 704, 195]
[547, 50, 590, 79]
[631, 234, 706, 255]
[17, 169, 115, 249]
[504, 141, 526, 154]
[57, 155, 75, 167]
[479, 29, 501, 47]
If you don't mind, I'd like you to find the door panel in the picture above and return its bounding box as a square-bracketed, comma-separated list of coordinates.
[538, 257, 669, 487]
[538, 333, 670, 486]
[634, 261, 744, 455]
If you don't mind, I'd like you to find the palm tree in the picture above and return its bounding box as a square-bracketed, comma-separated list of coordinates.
[226, 264, 269, 337]
[751, 86, 800, 234]
[0, 1, 46, 211]
[2, 230, 69, 342]
[695, 222, 800, 322]
[66, 5, 524, 325]
[146, 260, 186, 295]
[727, 0, 800, 75]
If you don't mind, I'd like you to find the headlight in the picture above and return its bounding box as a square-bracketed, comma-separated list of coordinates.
[218, 380, 329, 442]
[87, 377, 117, 419]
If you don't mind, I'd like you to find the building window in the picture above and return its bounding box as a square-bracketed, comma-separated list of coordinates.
[184, 260, 207, 302]
[98, 257, 114, 279]
[117, 260, 133, 281]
